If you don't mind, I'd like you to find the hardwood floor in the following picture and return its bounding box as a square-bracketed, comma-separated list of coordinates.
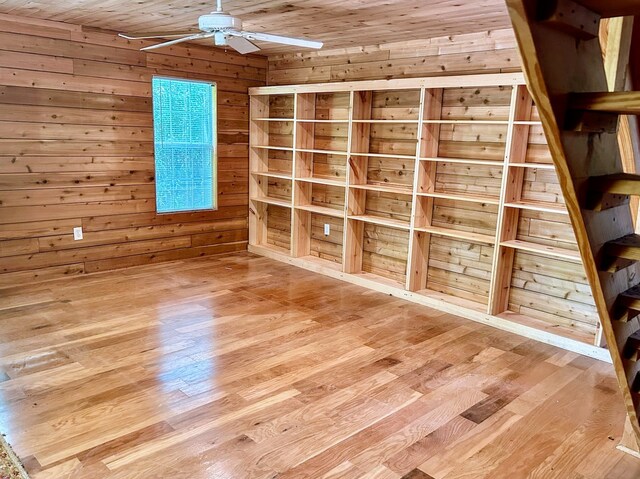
[0, 251, 639, 478]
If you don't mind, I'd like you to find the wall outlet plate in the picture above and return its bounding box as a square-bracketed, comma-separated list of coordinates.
[73, 227, 83, 240]
[324, 223, 330, 236]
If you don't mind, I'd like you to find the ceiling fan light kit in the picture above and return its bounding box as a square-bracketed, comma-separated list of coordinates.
[119, 0, 323, 54]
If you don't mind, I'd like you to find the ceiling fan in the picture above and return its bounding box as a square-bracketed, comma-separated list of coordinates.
[119, 0, 323, 54]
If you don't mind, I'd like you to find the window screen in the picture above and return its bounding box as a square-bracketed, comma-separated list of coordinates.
[152, 77, 217, 213]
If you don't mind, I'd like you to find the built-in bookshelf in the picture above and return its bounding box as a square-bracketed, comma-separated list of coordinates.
[249, 74, 605, 360]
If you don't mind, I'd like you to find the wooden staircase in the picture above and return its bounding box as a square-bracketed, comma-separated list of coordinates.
[504, 0, 640, 453]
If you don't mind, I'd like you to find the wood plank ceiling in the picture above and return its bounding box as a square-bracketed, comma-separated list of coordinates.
[0, 0, 512, 54]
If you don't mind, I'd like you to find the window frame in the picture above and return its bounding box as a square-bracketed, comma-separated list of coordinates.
[151, 75, 219, 214]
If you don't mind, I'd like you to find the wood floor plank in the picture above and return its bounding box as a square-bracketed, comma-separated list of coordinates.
[0, 251, 638, 477]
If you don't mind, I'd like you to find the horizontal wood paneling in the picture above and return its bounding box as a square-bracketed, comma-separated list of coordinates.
[268, 29, 518, 84]
[0, 14, 267, 284]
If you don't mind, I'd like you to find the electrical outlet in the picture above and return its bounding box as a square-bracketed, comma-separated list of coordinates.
[324, 223, 330, 236]
[73, 227, 83, 241]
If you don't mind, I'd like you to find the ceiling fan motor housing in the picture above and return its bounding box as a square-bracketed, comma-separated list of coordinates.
[198, 12, 242, 31]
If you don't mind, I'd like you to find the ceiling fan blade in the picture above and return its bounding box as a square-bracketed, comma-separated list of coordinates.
[240, 31, 323, 49]
[119, 31, 198, 40]
[140, 32, 214, 51]
[226, 34, 261, 54]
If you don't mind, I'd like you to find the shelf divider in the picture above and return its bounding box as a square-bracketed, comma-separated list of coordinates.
[344, 91, 372, 274]
[407, 87, 443, 292]
[291, 92, 316, 258]
[488, 85, 534, 315]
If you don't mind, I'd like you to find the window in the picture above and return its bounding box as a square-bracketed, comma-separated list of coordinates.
[152, 77, 217, 213]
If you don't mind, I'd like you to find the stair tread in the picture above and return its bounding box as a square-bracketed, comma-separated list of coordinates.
[618, 286, 640, 321]
[625, 331, 640, 361]
[620, 284, 640, 300]
[570, 91, 640, 115]
[590, 173, 640, 195]
[577, 0, 640, 18]
[605, 234, 640, 262]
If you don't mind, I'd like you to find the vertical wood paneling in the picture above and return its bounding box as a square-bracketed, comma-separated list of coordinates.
[0, 14, 267, 285]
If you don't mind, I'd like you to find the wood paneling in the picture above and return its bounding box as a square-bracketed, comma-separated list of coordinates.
[0, 14, 267, 284]
[0, 2, 513, 54]
[268, 29, 519, 84]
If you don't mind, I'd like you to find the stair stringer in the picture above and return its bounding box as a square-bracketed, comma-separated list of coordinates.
[505, 0, 640, 444]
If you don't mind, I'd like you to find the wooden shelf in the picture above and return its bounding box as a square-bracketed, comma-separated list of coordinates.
[420, 157, 504, 166]
[351, 152, 417, 160]
[296, 204, 345, 218]
[513, 120, 543, 125]
[252, 171, 292, 180]
[348, 214, 411, 230]
[417, 191, 500, 205]
[297, 148, 348, 156]
[352, 119, 419, 123]
[501, 239, 581, 261]
[296, 119, 350, 123]
[250, 196, 292, 208]
[414, 225, 496, 245]
[508, 162, 556, 170]
[350, 183, 413, 195]
[504, 200, 568, 215]
[252, 118, 294, 122]
[295, 177, 346, 187]
[252, 145, 294, 152]
[422, 119, 510, 124]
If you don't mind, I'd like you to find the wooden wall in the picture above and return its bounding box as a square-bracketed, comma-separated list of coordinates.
[267, 29, 518, 85]
[0, 14, 267, 286]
